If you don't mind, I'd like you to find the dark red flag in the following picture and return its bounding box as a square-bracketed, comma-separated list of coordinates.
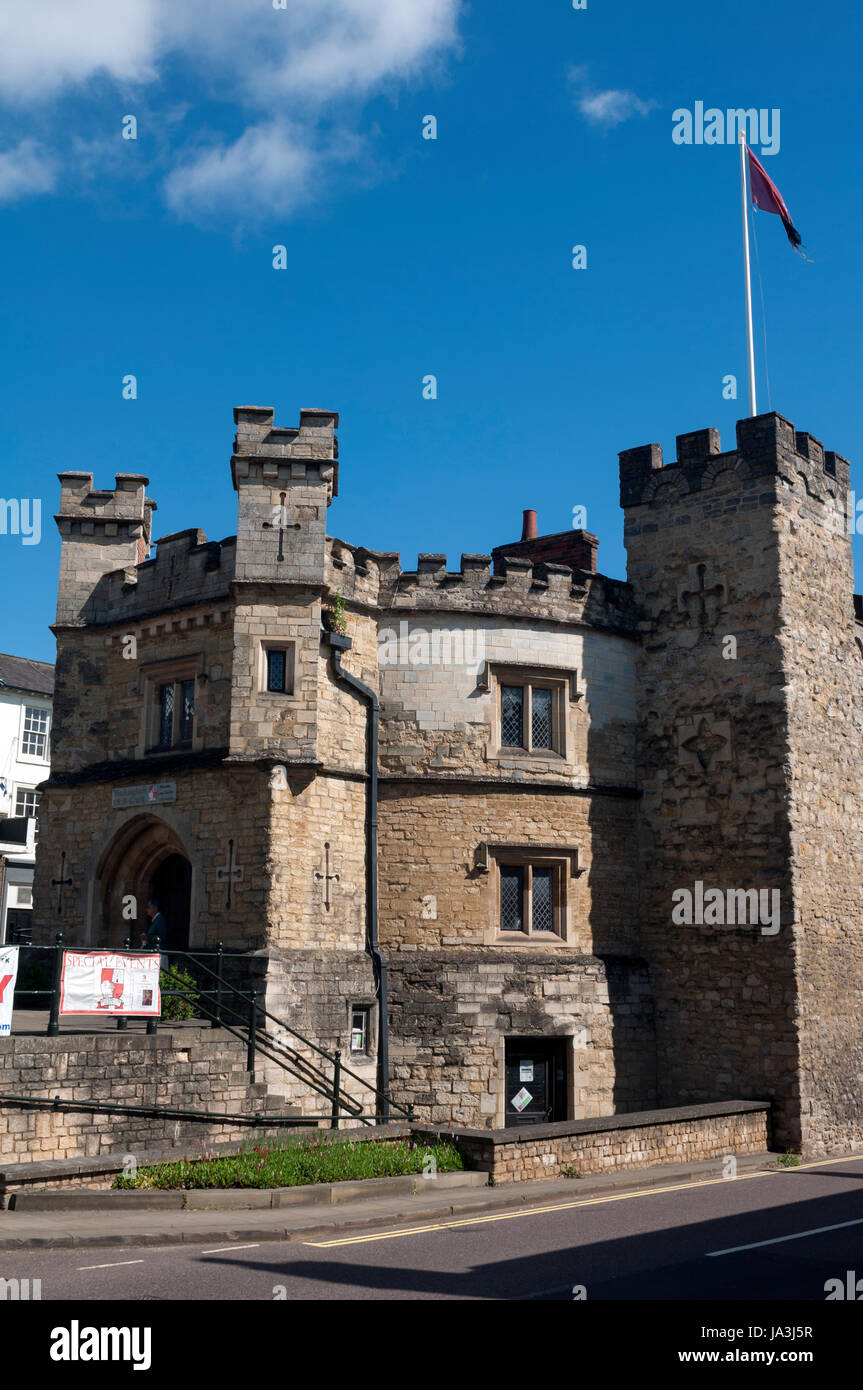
[746, 146, 803, 251]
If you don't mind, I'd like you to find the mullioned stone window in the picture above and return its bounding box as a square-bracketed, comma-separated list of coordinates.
[138, 654, 205, 756]
[481, 662, 579, 763]
[476, 842, 581, 944]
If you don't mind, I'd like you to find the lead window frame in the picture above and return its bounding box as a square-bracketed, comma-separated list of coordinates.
[139, 654, 205, 757]
[497, 857, 567, 940]
[485, 663, 577, 763]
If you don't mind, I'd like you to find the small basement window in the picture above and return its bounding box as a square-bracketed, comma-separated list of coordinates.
[350, 1007, 370, 1056]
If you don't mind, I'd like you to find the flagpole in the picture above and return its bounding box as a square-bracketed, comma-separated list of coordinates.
[739, 132, 757, 416]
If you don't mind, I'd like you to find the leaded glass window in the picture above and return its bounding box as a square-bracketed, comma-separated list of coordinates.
[500, 865, 525, 932]
[179, 680, 195, 743]
[531, 687, 553, 749]
[501, 685, 524, 748]
[158, 683, 174, 748]
[499, 679, 562, 754]
[497, 862, 563, 938]
[267, 649, 287, 693]
[532, 868, 555, 931]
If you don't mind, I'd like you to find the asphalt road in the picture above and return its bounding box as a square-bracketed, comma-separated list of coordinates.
[3, 1155, 863, 1301]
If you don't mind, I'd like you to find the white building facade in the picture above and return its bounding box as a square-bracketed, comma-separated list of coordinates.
[0, 653, 54, 942]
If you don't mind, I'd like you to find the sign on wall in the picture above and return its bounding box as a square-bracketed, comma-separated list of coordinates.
[59, 951, 161, 1017]
[111, 783, 177, 809]
[0, 945, 19, 1035]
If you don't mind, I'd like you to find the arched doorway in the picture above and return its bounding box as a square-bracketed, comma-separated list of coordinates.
[96, 815, 192, 950]
[149, 854, 191, 952]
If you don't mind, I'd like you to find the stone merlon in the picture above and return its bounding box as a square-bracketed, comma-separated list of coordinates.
[619, 411, 850, 509]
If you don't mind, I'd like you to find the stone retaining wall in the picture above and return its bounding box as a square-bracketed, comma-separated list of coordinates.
[414, 1100, 771, 1183]
[0, 1027, 298, 1163]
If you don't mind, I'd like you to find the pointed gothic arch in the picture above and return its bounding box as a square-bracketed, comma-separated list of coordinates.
[96, 814, 192, 950]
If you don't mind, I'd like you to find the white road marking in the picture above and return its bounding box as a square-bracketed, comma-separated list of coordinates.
[309, 1153, 863, 1248]
[200, 1243, 261, 1255]
[707, 1215, 863, 1257]
[78, 1259, 145, 1270]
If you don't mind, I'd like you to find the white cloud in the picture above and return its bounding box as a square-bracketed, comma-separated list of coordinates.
[0, 140, 56, 202]
[0, 0, 459, 109]
[154, 0, 460, 106]
[256, 0, 461, 101]
[0, 0, 158, 103]
[568, 67, 656, 130]
[0, 0, 460, 217]
[164, 121, 345, 220]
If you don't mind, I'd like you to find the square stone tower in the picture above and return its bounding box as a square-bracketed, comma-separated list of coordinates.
[621, 412, 863, 1152]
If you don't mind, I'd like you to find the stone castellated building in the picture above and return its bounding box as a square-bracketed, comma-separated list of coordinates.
[32, 405, 863, 1152]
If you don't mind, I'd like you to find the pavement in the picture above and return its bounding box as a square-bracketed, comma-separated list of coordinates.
[2, 1150, 862, 1305]
[0, 1149, 786, 1250]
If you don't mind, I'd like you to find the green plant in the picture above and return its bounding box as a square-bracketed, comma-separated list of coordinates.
[159, 966, 201, 1021]
[561, 1164, 583, 1179]
[329, 589, 348, 636]
[777, 1149, 802, 1168]
[114, 1135, 464, 1190]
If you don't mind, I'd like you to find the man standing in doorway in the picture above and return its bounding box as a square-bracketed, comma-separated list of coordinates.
[143, 897, 168, 967]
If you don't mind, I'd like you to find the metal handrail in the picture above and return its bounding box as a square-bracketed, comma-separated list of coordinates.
[168, 947, 410, 1116]
[10, 938, 414, 1125]
[157, 968, 367, 1121]
[0, 1092, 409, 1128]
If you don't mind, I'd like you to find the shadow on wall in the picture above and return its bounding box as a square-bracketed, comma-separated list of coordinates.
[581, 623, 659, 1112]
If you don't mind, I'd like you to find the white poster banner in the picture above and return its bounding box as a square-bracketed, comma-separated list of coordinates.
[59, 951, 161, 1017]
[0, 945, 19, 1035]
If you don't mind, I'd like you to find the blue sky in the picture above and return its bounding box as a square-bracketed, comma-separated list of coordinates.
[1, 0, 862, 663]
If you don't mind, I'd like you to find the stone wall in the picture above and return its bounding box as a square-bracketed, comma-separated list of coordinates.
[773, 431, 863, 1153]
[415, 1100, 771, 1183]
[47, 607, 233, 780]
[377, 618, 636, 787]
[621, 418, 805, 1147]
[33, 764, 271, 951]
[0, 1027, 296, 1164]
[378, 787, 639, 955]
[387, 950, 656, 1127]
[55, 471, 154, 626]
[250, 949, 380, 1118]
[229, 587, 323, 764]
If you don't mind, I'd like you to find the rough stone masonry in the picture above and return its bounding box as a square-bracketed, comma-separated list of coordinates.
[28, 404, 863, 1152]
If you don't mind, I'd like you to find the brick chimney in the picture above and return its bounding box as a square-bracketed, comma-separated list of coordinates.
[491, 511, 599, 574]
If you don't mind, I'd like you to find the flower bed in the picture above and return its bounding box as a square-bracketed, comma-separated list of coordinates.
[114, 1135, 463, 1190]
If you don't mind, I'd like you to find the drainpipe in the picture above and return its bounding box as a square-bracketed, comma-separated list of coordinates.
[325, 630, 389, 1120]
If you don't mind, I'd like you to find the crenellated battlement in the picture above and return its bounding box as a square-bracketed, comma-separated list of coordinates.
[56, 471, 156, 541]
[324, 538, 637, 633]
[619, 412, 851, 510]
[54, 472, 158, 626]
[231, 405, 339, 503]
[84, 529, 237, 625]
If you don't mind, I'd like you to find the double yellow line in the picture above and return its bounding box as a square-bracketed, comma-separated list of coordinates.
[306, 1152, 863, 1247]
